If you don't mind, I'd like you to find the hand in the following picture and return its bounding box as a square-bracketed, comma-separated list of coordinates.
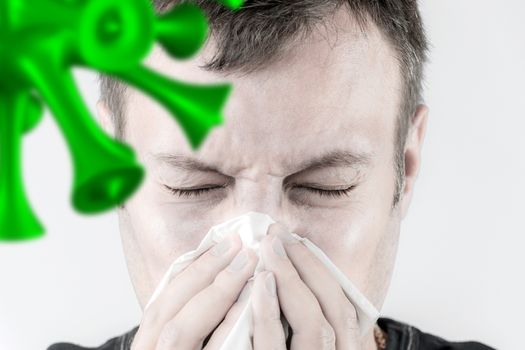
[251, 222, 361, 350]
[200, 278, 254, 350]
[130, 232, 258, 350]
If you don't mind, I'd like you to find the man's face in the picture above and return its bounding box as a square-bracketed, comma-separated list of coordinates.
[105, 8, 425, 312]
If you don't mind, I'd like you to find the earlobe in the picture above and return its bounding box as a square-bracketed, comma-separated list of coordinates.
[398, 104, 429, 220]
[96, 99, 116, 138]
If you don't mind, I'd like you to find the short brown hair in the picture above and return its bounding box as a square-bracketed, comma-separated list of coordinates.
[99, 0, 429, 209]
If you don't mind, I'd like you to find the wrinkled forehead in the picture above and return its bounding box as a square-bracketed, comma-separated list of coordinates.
[124, 7, 401, 175]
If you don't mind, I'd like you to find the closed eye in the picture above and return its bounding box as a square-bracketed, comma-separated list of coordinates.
[163, 184, 355, 199]
[163, 185, 225, 198]
[293, 185, 355, 198]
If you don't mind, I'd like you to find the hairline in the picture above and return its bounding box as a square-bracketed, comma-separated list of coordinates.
[99, 1, 427, 211]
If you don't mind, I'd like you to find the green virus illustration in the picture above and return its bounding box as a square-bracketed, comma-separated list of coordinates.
[0, 0, 244, 241]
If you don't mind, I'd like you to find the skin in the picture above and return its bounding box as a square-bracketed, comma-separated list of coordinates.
[97, 6, 428, 350]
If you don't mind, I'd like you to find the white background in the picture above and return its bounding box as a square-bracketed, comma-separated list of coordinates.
[1, 1, 524, 349]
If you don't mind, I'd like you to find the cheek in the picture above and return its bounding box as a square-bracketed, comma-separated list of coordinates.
[124, 177, 218, 289]
[289, 167, 397, 305]
[295, 205, 396, 309]
[293, 204, 385, 272]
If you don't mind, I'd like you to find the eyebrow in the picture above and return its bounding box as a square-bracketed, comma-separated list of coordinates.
[154, 153, 222, 173]
[152, 149, 373, 176]
[292, 149, 373, 174]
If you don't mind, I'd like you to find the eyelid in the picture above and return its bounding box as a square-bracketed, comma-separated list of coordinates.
[163, 177, 234, 191]
[287, 182, 358, 203]
[166, 184, 225, 191]
[162, 183, 228, 199]
[292, 184, 353, 191]
[294, 184, 356, 194]
[285, 181, 356, 191]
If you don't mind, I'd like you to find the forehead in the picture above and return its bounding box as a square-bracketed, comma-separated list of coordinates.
[124, 7, 401, 176]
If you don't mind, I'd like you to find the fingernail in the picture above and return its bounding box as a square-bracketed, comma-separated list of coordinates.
[211, 235, 232, 256]
[265, 272, 276, 297]
[272, 223, 297, 245]
[228, 249, 248, 272]
[272, 236, 287, 258]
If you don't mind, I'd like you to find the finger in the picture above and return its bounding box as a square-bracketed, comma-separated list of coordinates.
[133, 233, 243, 349]
[270, 222, 360, 348]
[202, 280, 254, 350]
[252, 271, 286, 350]
[260, 233, 335, 350]
[156, 248, 258, 350]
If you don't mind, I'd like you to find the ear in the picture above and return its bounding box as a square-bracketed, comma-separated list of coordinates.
[398, 104, 429, 220]
[96, 99, 116, 138]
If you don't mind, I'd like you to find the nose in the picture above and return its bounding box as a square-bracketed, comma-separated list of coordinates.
[237, 176, 281, 217]
[226, 174, 289, 227]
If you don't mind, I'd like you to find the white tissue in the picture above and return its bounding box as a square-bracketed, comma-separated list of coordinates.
[144, 211, 380, 349]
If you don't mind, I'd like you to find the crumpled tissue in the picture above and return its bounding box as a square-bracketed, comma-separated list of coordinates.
[144, 211, 380, 349]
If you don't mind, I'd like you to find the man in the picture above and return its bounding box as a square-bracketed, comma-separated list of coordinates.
[48, 0, 494, 349]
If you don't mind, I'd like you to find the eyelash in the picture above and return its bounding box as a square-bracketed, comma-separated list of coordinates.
[294, 185, 355, 198]
[164, 184, 355, 199]
[165, 185, 223, 198]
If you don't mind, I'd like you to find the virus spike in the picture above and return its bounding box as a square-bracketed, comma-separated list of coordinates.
[0, 0, 242, 241]
[75, 0, 155, 70]
[0, 92, 44, 240]
[115, 64, 231, 150]
[217, 0, 245, 10]
[27, 62, 144, 214]
[155, 3, 208, 60]
[21, 92, 44, 133]
[0, 0, 21, 30]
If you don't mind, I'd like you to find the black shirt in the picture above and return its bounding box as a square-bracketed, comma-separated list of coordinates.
[46, 316, 496, 350]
